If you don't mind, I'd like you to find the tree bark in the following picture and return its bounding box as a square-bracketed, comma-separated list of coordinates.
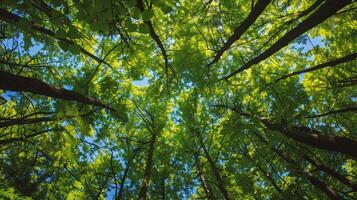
[212, 104, 357, 160]
[136, 0, 171, 74]
[262, 120, 357, 160]
[138, 135, 156, 200]
[194, 153, 216, 200]
[306, 106, 357, 118]
[0, 8, 108, 65]
[303, 155, 357, 191]
[208, 0, 272, 66]
[198, 135, 231, 200]
[0, 71, 114, 111]
[224, 0, 352, 79]
[276, 52, 357, 82]
[117, 151, 138, 200]
[253, 132, 345, 200]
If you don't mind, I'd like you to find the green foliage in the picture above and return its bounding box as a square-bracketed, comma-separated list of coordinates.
[0, 0, 356, 199]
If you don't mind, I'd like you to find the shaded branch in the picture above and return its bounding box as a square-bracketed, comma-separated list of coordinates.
[275, 52, 357, 82]
[0, 8, 110, 66]
[223, 0, 352, 80]
[136, 0, 174, 77]
[307, 106, 357, 118]
[0, 71, 115, 111]
[212, 104, 357, 160]
[253, 132, 345, 200]
[207, 0, 272, 67]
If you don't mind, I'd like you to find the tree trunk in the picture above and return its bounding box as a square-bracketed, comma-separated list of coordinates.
[198, 135, 231, 200]
[213, 104, 357, 160]
[303, 155, 357, 191]
[194, 153, 216, 200]
[208, 0, 272, 66]
[224, 0, 352, 79]
[117, 152, 137, 200]
[0, 71, 114, 111]
[138, 135, 156, 200]
[276, 52, 357, 82]
[253, 132, 345, 200]
[262, 120, 357, 160]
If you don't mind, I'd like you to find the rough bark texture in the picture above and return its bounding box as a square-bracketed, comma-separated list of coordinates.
[213, 104, 357, 160]
[0, 71, 114, 110]
[262, 120, 357, 160]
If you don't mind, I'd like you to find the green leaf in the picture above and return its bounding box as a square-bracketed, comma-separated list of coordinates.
[132, 9, 142, 20]
[138, 24, 150, 34]
[142, 10, 154, 21]
[241, 178, 254, 194]
[161, 5, 173, 14]
[125, 0, 137, 7]
[55, 28, 67, 39]
[127, 23, 138, 32]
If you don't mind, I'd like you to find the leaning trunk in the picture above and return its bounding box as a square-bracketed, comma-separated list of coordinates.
[138, 135, 156, 200]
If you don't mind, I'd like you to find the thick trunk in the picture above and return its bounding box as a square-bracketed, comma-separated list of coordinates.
[305, 172, 345, 200]
[276, 52, 357, 82]
[208, 0, 272, 66]
[213, 104, 357, 159]
[262, 120, 357, 160]
[0, 117, 53, 128]
[224, 0, 352, 79]
[0, 71, 114, 111]
[138, 135, 156, 200]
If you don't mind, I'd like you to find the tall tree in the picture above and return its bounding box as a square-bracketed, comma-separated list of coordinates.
[0, 0, 355, 199]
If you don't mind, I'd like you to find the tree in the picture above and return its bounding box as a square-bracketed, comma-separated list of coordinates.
[0, 0, 356, 199]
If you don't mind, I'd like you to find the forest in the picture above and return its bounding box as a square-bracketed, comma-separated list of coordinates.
[0, 0, 356, 199]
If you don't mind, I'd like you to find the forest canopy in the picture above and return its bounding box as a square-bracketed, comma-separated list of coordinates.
[0, 0, 356, 199]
